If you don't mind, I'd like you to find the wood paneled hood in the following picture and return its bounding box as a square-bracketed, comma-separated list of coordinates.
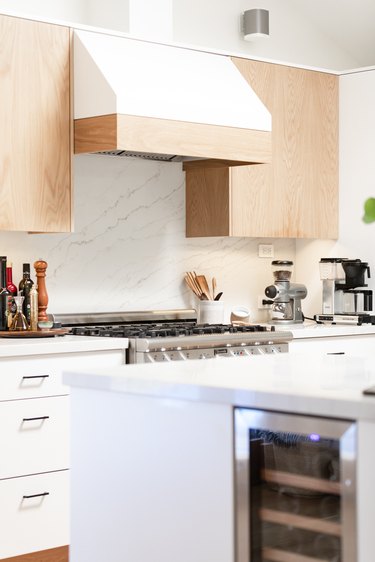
[73, 30, 272, 164]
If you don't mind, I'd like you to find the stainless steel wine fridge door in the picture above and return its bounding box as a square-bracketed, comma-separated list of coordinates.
[234, 409, 356, 562]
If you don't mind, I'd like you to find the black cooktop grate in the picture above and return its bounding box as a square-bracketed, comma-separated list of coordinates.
[70, 322, 271, 338]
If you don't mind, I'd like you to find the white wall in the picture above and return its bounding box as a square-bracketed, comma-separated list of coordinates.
[295, 69, 375, 317]
[84, 0, 129, 33]
[0, 156, 294, 321]
[0, 0, 89, 24]
[172, 0, 359, 70]
[0, 0, 360, 70]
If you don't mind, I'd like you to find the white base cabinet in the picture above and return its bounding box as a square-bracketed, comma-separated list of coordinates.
[0, 396, 69, 479]
[289, 334, 375, 356]
[0, 470, 69, 559]
[0, 348, 125, 560]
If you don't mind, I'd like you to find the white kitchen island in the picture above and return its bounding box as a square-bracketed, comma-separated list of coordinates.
[64, 354, 375, 562]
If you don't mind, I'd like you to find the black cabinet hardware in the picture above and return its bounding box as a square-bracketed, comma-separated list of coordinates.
[22, 416, 50, 422]
[22, 492, 50, 499]
[22, 375, 50, 380]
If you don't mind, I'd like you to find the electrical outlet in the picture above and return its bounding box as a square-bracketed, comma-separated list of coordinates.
[258, 244, 274, 258]
[258, 295, 272, 309]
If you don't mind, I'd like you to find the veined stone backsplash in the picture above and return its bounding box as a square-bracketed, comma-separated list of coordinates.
[0, 155, 295, 322]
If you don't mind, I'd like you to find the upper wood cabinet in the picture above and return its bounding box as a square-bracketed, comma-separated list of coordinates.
[0, 15, 72, 232]
[185, 59, 339, 239]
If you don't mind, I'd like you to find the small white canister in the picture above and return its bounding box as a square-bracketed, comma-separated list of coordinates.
[230, 306, 251, 324]
[198, 300, 224, 324]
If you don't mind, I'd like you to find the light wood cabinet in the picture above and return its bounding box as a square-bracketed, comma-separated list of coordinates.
[0, 15, 72, 233]
[185, 59, 338, 239]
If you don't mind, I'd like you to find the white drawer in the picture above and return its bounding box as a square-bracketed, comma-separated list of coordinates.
[0, 349, 125, 401]
[0, 470, 69, 559]
[0, 396, 69, 479]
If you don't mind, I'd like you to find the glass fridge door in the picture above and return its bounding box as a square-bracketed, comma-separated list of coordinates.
[234, 409, 356, 562]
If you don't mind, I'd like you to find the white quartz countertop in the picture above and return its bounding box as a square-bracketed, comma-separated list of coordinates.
[0, 335, 128, 358]
[64, 352, 375, 422]
[280, 321, 375, 339]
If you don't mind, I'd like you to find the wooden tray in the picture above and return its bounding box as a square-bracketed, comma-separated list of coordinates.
[0, 328, 70, 338]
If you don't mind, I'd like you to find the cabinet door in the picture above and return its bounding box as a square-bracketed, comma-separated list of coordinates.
[0, 396, 69, 479]
[0, 348, 125, 401]
[0, 470, 69, 559]
[230, 59, 338, 238]
[0, 15, 71, 232]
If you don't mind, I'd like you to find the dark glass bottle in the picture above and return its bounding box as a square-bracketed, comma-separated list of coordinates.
[6, 262, 17, 328]
[0, 256, 10, 331]
[19, 263, 34, 325]
[6, 262, 17, 296]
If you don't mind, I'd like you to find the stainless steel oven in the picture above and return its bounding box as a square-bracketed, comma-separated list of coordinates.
[234, 408, 356, 562]
[53, 309, 292, 362]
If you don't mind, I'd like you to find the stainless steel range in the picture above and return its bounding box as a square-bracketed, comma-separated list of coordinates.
[53, 309, 292, 363]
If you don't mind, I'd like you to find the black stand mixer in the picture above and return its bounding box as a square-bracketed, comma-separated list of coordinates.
[264, 260, 308, 324]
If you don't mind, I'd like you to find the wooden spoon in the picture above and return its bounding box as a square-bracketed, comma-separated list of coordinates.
[212, 277, 217, 300]
[186, 271, 202, 297]
[196, 275, 212, 300]
[184, 275, 201, 298]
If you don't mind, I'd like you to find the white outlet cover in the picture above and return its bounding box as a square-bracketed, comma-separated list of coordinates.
[258, 244, 274, 258]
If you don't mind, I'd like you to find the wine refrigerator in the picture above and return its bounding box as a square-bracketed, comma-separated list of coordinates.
[234, 408, 356, 562]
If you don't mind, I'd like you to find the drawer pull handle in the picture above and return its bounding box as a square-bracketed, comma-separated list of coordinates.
[23, 492, 50, 500]
[22, 375, 50, 380]
[22, 416, 50, 422]
[327, 352, 345, 355]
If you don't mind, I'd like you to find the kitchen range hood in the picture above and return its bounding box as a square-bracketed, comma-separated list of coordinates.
[73, 30, 271, 165]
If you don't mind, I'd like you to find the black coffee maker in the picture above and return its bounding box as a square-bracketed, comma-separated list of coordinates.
[315, 258, 374, 324]
[341, 260, 372, 311]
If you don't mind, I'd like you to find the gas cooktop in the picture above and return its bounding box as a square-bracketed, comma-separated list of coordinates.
[53, 309, 291, 362]
[70, 322, 273, 339]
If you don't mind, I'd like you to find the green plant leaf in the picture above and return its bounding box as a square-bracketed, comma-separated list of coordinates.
[363, 198, 375, 223]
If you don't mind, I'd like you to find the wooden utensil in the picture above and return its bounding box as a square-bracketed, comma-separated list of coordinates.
[186, 271, 202, 297]
[212, 277, 217, 300]
[200, 292, 209, 301]
[184, 275, 201, 298]
[196, 275, 212, 300]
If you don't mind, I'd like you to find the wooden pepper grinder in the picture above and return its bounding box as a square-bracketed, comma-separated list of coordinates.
[34, 260, 48, 322]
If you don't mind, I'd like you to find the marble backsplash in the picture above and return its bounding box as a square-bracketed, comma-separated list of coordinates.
[0, 155, 295, 322]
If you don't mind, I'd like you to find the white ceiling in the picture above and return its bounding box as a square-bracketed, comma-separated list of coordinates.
[289, 0, 375, 68]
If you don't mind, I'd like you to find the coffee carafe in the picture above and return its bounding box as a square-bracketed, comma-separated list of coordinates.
[265, 260, 307, 324]
[315, 258, 374, 324]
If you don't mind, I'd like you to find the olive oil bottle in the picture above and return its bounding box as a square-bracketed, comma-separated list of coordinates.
[19, 263, 34, 325]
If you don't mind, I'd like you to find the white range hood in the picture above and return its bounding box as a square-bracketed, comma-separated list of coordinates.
[73, 30, 272, 164]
